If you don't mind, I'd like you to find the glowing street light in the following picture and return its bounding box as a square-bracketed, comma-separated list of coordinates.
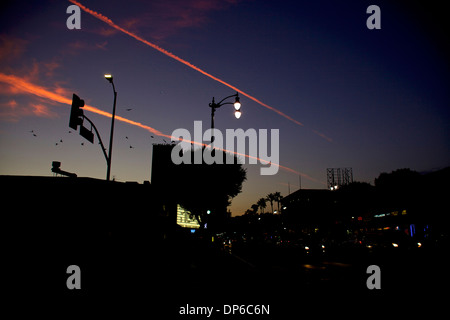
[104, 73, 117, 181]
[209, 92, 242, 142]
[233, 96, 241, 110]
[104, 74, 113, 82]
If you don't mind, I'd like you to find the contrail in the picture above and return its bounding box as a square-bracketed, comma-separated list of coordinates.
[0, 72, 325, 185]
[68, 0, 332, 142]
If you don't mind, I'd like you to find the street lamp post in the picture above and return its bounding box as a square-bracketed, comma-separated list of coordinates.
[104, 74, 117, 181]
[208, 92, 241, 143]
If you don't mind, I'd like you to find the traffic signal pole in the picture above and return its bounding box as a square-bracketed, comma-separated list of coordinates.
[69, 93, 112, 181]
[82, 115, 108, 163]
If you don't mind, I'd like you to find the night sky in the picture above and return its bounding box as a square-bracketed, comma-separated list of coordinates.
[1, 0, 448, 215]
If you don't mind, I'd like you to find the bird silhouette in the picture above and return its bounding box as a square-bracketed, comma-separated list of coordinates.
[125, 136, 128, 139]
[129, 145, 134, 149]
[125, 108, 133, 111]
[29, 130, 37, 137]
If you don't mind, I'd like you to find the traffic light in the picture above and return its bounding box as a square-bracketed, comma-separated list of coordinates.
[69, 94, 84, 130]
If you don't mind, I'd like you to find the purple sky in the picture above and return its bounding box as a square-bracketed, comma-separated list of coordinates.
[0, 0, 448, 215]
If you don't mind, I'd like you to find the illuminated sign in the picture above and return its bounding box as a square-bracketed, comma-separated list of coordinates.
[177, 204, 200, 229]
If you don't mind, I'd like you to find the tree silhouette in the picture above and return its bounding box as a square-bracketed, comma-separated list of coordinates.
[266, 193, 276, 214]
[273, 191, 283, 213]
[175, 147, 247, 229]
[374, 168, 422, 208]
[257, 198, 267, 214]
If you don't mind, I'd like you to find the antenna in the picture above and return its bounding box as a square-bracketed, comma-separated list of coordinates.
[299, 172, 302, 190]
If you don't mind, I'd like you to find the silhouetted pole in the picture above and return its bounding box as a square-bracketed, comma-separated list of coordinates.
[208, 93, 241, 145]
[104, 74, 117, 182]
[210, 97, 216, 143]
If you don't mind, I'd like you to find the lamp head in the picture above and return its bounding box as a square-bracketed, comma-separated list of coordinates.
[234, 110, 241, 119]
[104, 74, 113, 83]
[233, 95, 241, 110]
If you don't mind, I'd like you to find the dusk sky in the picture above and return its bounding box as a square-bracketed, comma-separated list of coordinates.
[1, 0, 448, 215]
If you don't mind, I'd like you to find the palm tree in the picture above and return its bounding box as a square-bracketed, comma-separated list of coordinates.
[257, 198, 267, 214]
[266, 193, 277, 214]
[274, 191, 283, 213]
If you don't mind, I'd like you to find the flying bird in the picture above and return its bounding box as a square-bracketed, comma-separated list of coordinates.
[125, 108, 133, 111]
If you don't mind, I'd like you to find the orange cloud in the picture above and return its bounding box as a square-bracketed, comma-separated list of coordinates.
[96, 27, 119, 37]
[0, 34, 27, 63]
[0, 99, 57, 122]
[0, 73, 72, 105]
[67, 40, 108, 53]
[43, 60, 61, 77]
[0, 99, 18, 121]
[30, 103, 58, 118]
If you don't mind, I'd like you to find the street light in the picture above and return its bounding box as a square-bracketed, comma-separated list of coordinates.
[233, 96, 241, 110]
[209, 93, 241, 145]
[104, 73, 117, 181]
[233, 96, 241, 119]
[209, 92, 241, 131]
